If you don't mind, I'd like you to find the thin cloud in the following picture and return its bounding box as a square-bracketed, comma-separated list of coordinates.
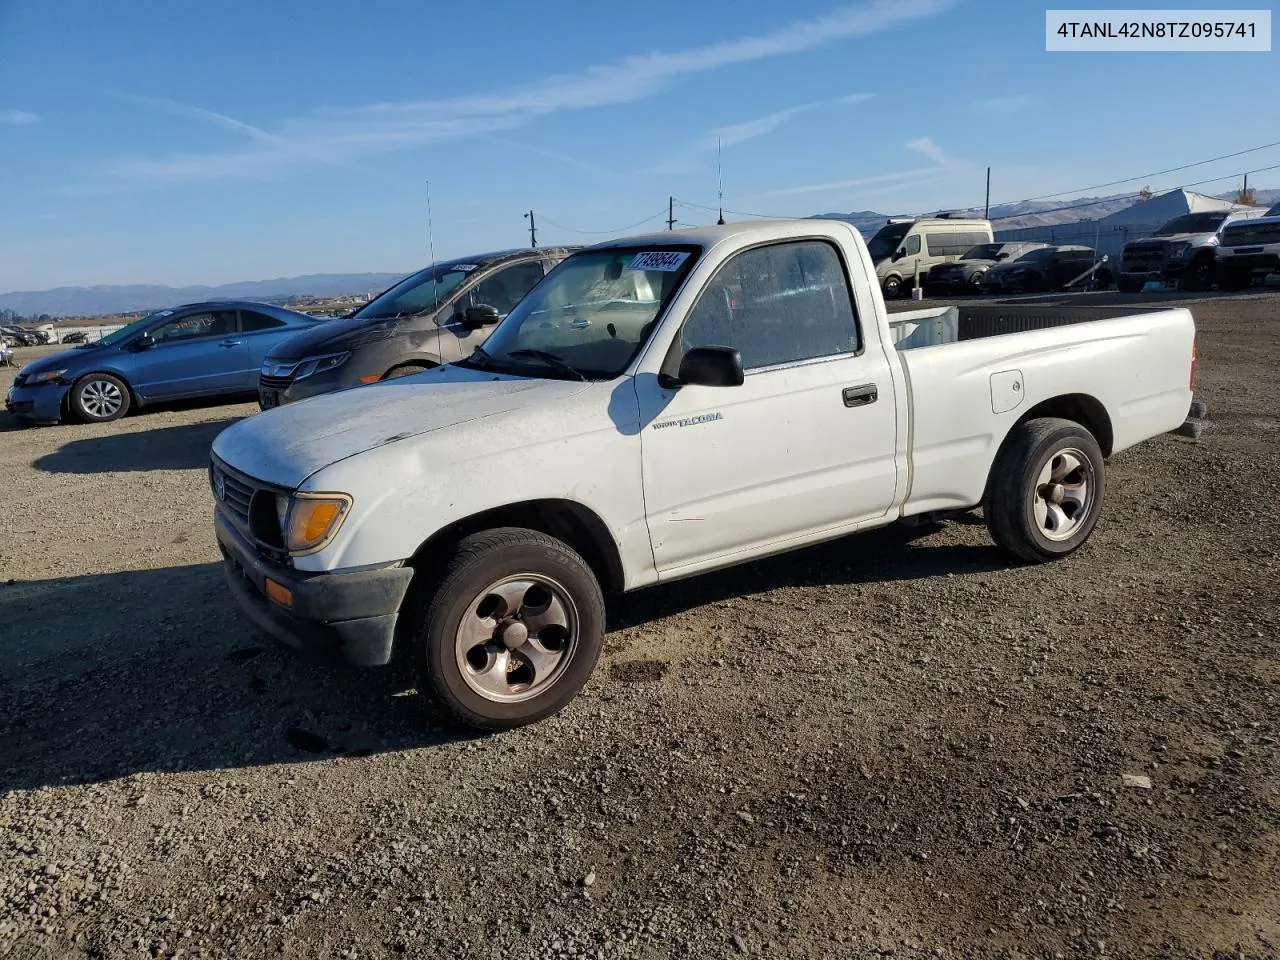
[905, 136, 953, 166]
[2, 109, 38, 125]
[747, 166, 940, 200]
[486, 136, 615, 179]
[973, 95, 1033, 113]
[73, 0, 954, 189]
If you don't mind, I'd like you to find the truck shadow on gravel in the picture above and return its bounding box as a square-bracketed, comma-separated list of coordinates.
[0, 522, 1007, 794]
[608, 518, 1003, 630]
[31, 417, 241, 474]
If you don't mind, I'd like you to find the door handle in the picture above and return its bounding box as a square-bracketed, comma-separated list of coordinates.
[842, 383, 878, 408]
[219, 340, 242, 348]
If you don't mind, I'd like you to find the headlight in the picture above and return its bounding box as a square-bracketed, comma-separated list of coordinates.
[1168, 243, 1193, 260]
[24, 368, 68, 385]
[293, 352, 349, 381]
[282, 493, 352, 554]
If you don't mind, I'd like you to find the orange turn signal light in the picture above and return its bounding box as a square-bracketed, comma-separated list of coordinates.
[264, 578, 294, 608]
[359, 375, 380, 384]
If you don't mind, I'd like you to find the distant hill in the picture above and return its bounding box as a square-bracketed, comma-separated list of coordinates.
[0, 272, 408, 318]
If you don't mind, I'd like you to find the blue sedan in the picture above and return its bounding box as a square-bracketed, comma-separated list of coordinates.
[5, 301, 326, 424]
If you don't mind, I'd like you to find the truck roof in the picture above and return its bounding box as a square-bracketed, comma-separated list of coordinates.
[583, 219, 858, 253]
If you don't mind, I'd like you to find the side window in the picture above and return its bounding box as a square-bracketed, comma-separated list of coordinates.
[151, 311, 236, 343]
[239, 310, 286, 332]
[469, 261, 546, 318]
[680, 240, 860, 371]
[904, 234, 922, 256]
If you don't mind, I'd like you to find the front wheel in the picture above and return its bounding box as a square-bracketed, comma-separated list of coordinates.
[1116, 277, 1143, 294]
[383, 363, 430, 380]
[1217, 267, 1252, 291]
[985, 418, 1105, 564]
[1180, 257, 1214, 292]
[70, 373, 131, 423]
[882, 275, 903, 299]
[412, 527, 605, 730]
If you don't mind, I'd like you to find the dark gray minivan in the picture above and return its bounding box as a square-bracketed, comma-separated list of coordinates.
[259, 246, 579, 408]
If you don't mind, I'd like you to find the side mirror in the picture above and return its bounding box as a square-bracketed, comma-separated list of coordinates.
[674, 345, 744, 388]
[133, 333, 155, 351]
[463, 304, 501, 328]
[891, 249, 905, 261]
[996, 252, 1010, 260]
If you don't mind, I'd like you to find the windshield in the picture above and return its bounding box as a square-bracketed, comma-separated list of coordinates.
[1154, 213, 1228, 236]
[464, 246, 700, 380]
[96, 310, 172, 347]
[1267, 203, 1280, 217]
[353, 260, 481, 319]
[865, 222, 912, 261]
[961, 243, 1005, 260]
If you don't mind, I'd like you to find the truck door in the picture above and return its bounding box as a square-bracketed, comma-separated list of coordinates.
[638, 239, 899, 574]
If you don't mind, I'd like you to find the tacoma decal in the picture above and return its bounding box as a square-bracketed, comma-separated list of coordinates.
[652, 412, 723, 430]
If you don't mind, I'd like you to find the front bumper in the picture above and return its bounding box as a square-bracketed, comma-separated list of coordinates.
[258, 366, 354, 409]
[215, 508, 415, 666]
[4, 383, 67, 422]
[1218, 251, 1280, 272]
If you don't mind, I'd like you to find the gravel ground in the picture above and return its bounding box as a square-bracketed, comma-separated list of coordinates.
[1, 293, 1277, 960]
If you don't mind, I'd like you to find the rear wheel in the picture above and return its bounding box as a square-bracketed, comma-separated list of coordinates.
[412, 527, 605, 730]
[70, 373, 131, 423]
[985, 418, 1105, 564]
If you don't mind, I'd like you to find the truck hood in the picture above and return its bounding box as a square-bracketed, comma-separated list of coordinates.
[1129, 232, 1214, 249]
[212, 365, 590, 488]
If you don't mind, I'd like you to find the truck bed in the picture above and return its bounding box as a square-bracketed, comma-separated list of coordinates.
[889, 304, 1173, 350]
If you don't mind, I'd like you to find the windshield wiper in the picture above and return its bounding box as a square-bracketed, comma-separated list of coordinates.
[506, 348, 587, 381]
[467, 344, 501, 368]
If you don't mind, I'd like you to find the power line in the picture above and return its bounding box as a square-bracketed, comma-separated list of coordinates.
[536, 211, 667, 235]
[987, 138, 1280, 208]
[991, 161, 1280, 222]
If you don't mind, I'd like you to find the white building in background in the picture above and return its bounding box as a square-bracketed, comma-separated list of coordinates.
[994, 188, 1257, 258]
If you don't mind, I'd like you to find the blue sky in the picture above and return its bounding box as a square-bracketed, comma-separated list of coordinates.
[1, 0, 1276, 291]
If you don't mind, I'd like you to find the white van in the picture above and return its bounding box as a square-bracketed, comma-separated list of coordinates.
[865, 216, 994, 298]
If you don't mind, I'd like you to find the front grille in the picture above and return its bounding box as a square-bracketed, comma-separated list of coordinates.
[1123, 242, 1166, 264]
[1222, 224, 1280, 247]
[260, 373, 294, 390]
[212, 465, 255, 525]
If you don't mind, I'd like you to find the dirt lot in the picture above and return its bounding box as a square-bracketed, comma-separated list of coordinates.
[1, 293, 1278, 960]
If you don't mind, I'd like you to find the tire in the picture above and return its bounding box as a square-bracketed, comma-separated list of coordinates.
[1180, 257, 1215, 293]
[882, 275, 903, 300]
[984, 418, 1105, 564]
[412, 527, 605, 731]
[1217, 267, 1252, 292]
[70, 373, 131, 423]
[383, 363, 430, 380]
[1116, 277, 1143, 294]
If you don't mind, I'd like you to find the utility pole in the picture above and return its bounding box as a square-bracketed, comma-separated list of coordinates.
[667, 196, 676, 230]
[523, 209, 537, 248]
[984, 167, 991, 221]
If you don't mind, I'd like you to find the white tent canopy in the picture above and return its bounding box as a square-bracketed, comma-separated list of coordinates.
[1097, 188, 1251, 225]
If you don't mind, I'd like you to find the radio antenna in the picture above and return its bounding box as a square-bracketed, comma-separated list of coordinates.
[716, 137, 725, 225]
[426, 179, 439, 308]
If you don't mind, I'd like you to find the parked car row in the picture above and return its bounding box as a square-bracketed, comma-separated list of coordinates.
[1, 324, 52, 346]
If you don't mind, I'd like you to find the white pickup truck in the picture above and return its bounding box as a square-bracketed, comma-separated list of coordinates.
[210, 220, 1196, 729]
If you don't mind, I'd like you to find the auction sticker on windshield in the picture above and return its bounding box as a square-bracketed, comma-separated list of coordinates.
[629, 251, 689, 272]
